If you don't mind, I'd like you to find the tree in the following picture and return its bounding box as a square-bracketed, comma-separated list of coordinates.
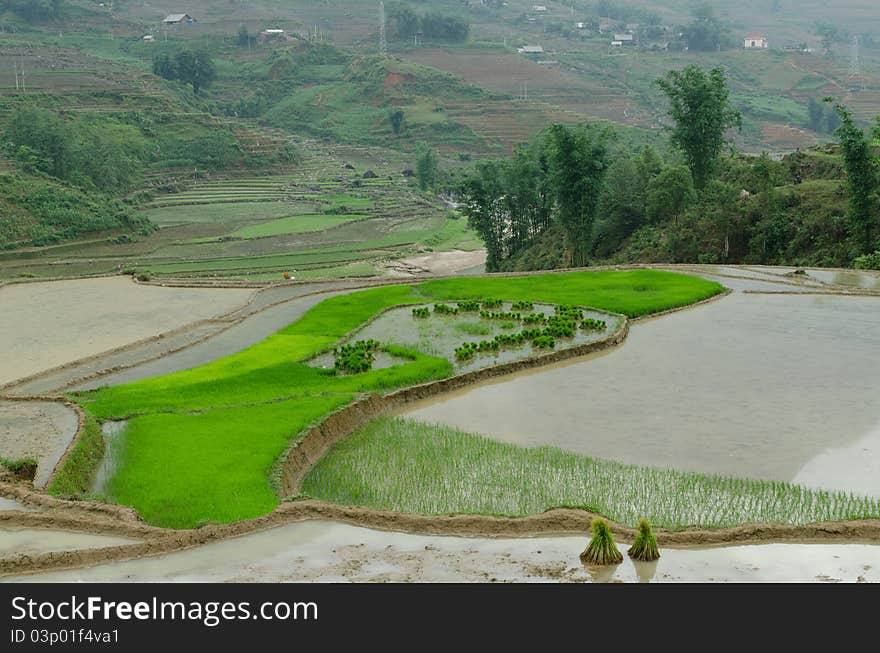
[388, 108, 406, 135]
[656, 65, 741, 189]
[545, 123, 610, 267]
[152, 52, 177, 80]
[646, 165, 695, 225]
[815, 22, 839, 56]
[238, 25, 250, 47]
[594, 157, 648, 256]
[387, 2, 421, 39]
[458, 160, 507, 271]
[682, 3, 728, 52]
[829, 100, 878, 253]
[807, 97, 825, 132]
[415, 142, 438, 190]
[175, 48, 216, 95]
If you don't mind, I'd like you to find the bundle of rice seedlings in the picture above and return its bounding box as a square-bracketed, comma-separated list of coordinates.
[580, 518, 623, 565]
[627, 519, 660, 561]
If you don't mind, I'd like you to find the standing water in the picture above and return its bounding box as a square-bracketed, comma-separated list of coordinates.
[400, 292, 880, 496]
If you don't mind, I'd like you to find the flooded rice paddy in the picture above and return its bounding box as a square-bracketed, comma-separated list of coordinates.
[7, 521, 878, 583]
[307, 302, 619, 374]
[401, 291, 880, 496]
[0, 497, 36, 512]
[91, 421, 127, 496]
[0, 528, 137, 556]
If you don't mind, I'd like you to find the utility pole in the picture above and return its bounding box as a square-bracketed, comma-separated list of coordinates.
[379, 1, 387, 56]
[849, 35, 863, 90]
[14, 61, 19, 91]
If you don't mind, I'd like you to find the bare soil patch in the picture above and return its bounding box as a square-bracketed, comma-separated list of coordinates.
[0, 401, 78, 488]
[391, 249, 486, 277]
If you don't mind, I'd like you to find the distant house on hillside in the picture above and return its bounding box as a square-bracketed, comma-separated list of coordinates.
[259, 28, 292, 41]
[163, 13, 195, 25]
[517, 45, 545, 55]
[744, 33, 768, 49]
[532, 5, 548, 12]
[614, 32, 636, 45]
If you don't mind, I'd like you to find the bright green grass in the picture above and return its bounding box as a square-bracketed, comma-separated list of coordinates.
[303, 417, 880, 530]
[419, 269, 721, 318]
[229, 214, 371, 239]
[108, 397, 354, 529]
[66, 270, 722, 528]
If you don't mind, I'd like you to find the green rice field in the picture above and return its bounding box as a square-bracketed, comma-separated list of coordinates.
[61, 270, 723, 528]
[303, 417, 880, 530]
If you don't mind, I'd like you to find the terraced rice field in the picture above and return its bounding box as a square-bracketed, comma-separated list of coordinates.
[0, 136, 482, 283]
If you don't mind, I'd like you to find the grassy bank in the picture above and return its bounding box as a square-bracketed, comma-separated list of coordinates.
[303, 418, 880, 530]
[67, 269, 722, 528]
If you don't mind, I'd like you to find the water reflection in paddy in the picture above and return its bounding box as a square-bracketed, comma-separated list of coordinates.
[401, 292, 880, 496]
[7, 521, 878, 583]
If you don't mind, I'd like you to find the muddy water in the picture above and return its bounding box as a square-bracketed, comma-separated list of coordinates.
[0, 528, 137, 556]
[0, 497, 36, 512]
[7, 521, 879, 583]
[806, 269, 880, 291]
[401, 292, 880, 495]
[91, 421, 127, 497]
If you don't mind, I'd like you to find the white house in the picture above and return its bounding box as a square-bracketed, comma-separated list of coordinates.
[517, 45, 544, 54]
[744, 33, 768, 49]
[259, 28, 289, 40]
[614, 33, 636, 45]
[531, 5, 547, 12]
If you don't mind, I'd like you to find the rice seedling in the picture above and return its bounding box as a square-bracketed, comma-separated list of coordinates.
[412, 307, 430, 318]
[581, 318, 607, 331]
[531, 335, 555, 349]
[555, 305, 585, 321]
[478, 310, 522, 321]
[511, 301, 534, 311]
[454, 342, 478, 361]
[581, 519, 623, 565]
[481, 298, 503, 309]
[302, 417, 880, 530]
[456, 300, 481, 312]
[522, 312, 547, 325]
[627, 519, 660, 561]
[433, 303, 459, 315]
[334, 340, 381, 373]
